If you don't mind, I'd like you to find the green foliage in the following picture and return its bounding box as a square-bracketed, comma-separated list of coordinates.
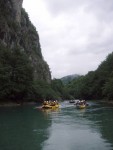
[0, 45, 63, 102]
[0, 1, 52, 103]
[1, 0, 112, 102]
[21, 8, 30, 27]
[0, 45, 33, 101]
[51, 79, 72, 100]
[32, 80, 58, 101]
[67, 76, 85, 99]
[102, 77, 113, 100]
[61, 74, 80, 84]
[67, 52, 113, 101]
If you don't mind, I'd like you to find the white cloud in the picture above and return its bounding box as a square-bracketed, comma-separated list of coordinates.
[23, 0, 113, 78]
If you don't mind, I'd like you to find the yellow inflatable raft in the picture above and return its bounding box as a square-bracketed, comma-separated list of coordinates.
[76, 104, 86, 109]
[42, 100, 60, 109]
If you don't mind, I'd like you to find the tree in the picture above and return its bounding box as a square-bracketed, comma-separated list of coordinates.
[0, 45, 33, 102]
[102, 77, 113, 100]
[66, 52, 113, 101]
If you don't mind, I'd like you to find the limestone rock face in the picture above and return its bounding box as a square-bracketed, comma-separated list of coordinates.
[0, 0, 51, 83]
[11, 0, 23, 23]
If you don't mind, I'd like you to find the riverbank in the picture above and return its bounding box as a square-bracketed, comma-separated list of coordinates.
[99, 100, 113, 106]
[0, 102, 37, 107]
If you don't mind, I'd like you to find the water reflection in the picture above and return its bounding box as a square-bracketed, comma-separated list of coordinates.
[41, 108, 60, 115]
[42, 102, 113, 150]
[85, 103, 113, 148]
[0, 106, 52, 150]
[0, 102, 113, 150]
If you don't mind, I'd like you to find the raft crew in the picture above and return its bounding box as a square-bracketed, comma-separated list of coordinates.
[43, 100, 58, 106]
[76, 100, 86, 105]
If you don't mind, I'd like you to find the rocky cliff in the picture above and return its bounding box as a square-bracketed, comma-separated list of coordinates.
[0, 0, 51, 83]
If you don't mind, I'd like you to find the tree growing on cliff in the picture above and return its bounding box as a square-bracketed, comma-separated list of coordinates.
[0, 45, 33, 102]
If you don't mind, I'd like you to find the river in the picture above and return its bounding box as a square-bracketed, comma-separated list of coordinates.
[0, 101, 113, 150]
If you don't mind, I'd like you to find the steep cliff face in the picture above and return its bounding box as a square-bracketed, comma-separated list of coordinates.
[0, 0, 51, 83]
[11, 0, 23, 23]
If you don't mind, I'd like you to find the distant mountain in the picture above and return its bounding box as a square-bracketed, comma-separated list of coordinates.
[61, 74, 80, 84]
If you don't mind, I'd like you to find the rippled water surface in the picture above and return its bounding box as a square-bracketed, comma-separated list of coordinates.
[0, 101, 113, 150]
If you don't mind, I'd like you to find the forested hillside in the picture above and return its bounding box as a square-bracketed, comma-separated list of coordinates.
[60, 74, 80, 84]
[0, 0, 51, 102]
[67, 52, 113, 101]
[0, 0, 112, 103]
[0, 0, 72, 102]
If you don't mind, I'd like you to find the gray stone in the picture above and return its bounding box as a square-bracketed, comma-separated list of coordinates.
[0, 0, 51, 83]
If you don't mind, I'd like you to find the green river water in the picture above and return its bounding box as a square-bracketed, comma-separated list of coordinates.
[0, 101, 113, 150]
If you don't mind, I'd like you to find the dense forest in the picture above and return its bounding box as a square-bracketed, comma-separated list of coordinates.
[0, 47, 113, 102]
[0, 0, 51, 103]
[0, 0, 113, 103]
[51, 52, 113, 101]
[0, 44, 71, 102]
[66, 52, 113, 101]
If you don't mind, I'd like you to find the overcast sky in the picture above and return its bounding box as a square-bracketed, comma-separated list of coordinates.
[23, 0, 113, 78]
